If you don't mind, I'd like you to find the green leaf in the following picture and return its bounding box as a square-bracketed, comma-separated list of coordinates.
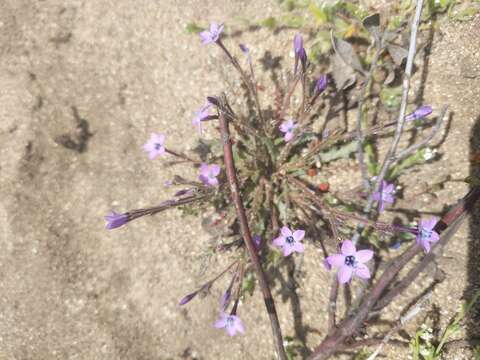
[185, 22, 203, 34]
[308, 2, 329, 24]
[260, 16, 277, 29]
[318, 140, 357, 163]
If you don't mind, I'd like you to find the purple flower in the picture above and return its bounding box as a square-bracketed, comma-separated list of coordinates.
[279, 119, 298, 142]
[199, 22, 224, 45]
[143, 133, 166, 160]
[405, 105, 433, 122]
[192, 103, 212, 134]
[293, 33, 303, 54]
[315, 74, 328, 94]
[179, 291, 198, 306]
[372, 181, 395, 212]
[325, 240, 374, 284]
[214, 312, 245, 336]
[199, 163, 221, 187]
[105, 211, 128, 230]
[273, 226, 305, 257]
[253, 234, 262, 251]
[416, 217, 440, 253]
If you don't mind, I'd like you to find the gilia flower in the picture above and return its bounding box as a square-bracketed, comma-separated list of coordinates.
[416, 217, 440, 253]
[192, 103, 212, 134]
[143, 133, 166, 160]
[273, 226, 305, 257]
[214, 312, 245, 336]
[105, 211, 128, 230]
[315, 74, 328, 94]
[372, 181, 395, 212]
[199, 22, 224, 45]
[325, 240, 374, 284]
[279, 119, 297, 142]
[199, 163, 221, 187]
[405, 105, 433, 121]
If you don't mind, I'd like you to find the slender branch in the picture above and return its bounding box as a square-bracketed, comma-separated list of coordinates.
[165, 148, 199, 164]
[352, 0, 426, 245]
[217, 97, 287, 360]
[354, 46, 383, 192]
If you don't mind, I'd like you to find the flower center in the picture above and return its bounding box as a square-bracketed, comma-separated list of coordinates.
[226, 316, 234, 327]
[420, 228, 433, 241]
[154, 143, 162, 150]
[344, 255, 356, 267]
[286, 236, 295, 244]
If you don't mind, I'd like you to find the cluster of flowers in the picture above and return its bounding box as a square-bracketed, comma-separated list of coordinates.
[104, 22, 438, 337]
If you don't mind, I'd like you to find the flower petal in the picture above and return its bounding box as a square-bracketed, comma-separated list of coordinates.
[354, 263, 371, 280]
[422, 240, 431, 254]
[281, 226, 292, 237]
[429, 231, 440, 243]
[283, 246, 294, 257]
[284, 132, 294, 142]
[210, 164, 221, 176]
[234, 318, 245, 334]
[337, 266, 353, 284]
[293, 242, 304, 253]
[355, 249, 374, 264]
[293, 230, 305, 241]
[273, 236, 285, 247]
[341, 240, 356, 256]
[214, 314, 227, 328]
[326, 254, 345, 268]
[226, 326, 237, 336]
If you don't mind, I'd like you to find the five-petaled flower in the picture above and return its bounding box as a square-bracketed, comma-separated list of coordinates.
[199, 22, 224, 45]
[105, 211, 128, 230]
[279, 119, 298, 142]
[372, 181, 395, 212]
[143, 133, 166, 160]
[192, 103, 212, 134]
[405, 105, 433, 122]
[273, 226, 305, 257]
[199, 163, 221, 187]
[214, 312, 245, 336]
[416, 217, 440, 253]
[325, 240, 374, 284]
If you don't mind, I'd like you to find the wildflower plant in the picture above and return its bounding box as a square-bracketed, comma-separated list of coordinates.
[104, 1, 480, 358]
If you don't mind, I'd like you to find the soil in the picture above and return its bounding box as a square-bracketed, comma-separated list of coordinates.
[0, 1, 479, 359]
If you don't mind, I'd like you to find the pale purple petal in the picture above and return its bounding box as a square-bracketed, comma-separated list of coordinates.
[423, 241, 431, 253]
[355, 249, 374, 263]
[293, 242, 304, 253]
[284, 132, 294, 142]
[383, 194, 395, 204]
[281, 226, 292, 237]
[279, 121, 292, 133]
[234, 317, 245, 334]
[214, 313, 227, 328]
[337, 266, 353, 284]
[326, 254, 345, 268]
[341, 240, 356, 256]
[283, 246, 294, 257]
[354, 263, 371, 280]
[210, 164, 221, 176]
[199, 163, 209, 176]
[199, 31, 212, 44]
[429, 231, 440, 243]
[423, 217, 439, 230]
[273, 236, 285, 247]
[292, 230, 305, 242]
[384, 183, 395, 193]
[208, 177, 219, 186]
[226, 325, 237, 336]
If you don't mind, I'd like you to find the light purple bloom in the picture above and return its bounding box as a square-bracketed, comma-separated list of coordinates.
[372, 181, 395, 212]
[279, 119, 298, 142]
[405, 105, 433, 122]
[105, 211, 128, 230]
[143, 133, 166, 160]
[293, 33, 303, 54]
[416, 217, 440, 253]
[325, 240, 374, 284]
[199, 22, 224, 45]
[273, 226, 305, 257]
[315, 74, 328, 94]
[199, 163, 221, 187]
[214, 312, 245, 336]
[192, 103, 212, 133]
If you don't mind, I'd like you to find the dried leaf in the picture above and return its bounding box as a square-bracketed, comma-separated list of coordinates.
[331, 53, 356, 90]
[387, 44, 408, 67]
[331, 32, 365, 74]
[362, 13, 381, 45]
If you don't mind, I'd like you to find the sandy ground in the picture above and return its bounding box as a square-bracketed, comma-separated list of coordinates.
[0, 1, 479, 359]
